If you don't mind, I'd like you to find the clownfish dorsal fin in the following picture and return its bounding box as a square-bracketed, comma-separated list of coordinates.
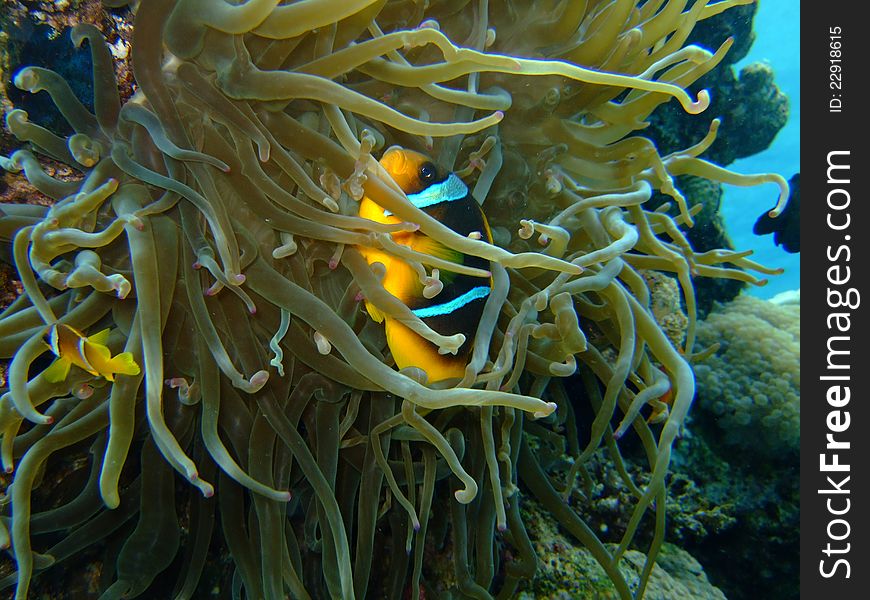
[87, 328, 111, 347]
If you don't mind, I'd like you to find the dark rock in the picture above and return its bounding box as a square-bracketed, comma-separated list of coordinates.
[647, 176, 746, 318]
[686, 0, 757, 66]
[3, 21, 94, 136]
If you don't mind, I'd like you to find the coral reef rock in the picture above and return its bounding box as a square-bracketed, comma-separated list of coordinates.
[693, 294, 800, 458]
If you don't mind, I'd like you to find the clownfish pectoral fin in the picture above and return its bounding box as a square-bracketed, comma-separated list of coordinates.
[410, 236, 463, 286]
[410, 235, 464, 267]
[107, 352, 141, 378]
[43, 357, 73, 383]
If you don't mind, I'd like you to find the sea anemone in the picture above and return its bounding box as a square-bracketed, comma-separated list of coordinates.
[0, 1, 787, 598]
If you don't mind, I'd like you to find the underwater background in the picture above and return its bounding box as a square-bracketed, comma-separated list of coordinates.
[727, 0, 799, 299]
[0, 2, 799, 600]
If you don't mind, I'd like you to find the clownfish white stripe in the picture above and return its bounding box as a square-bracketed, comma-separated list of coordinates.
[411, 286, 490, 319]
[383, 173, 468, 216]
[48, 325, 60, 356]
[76, 335, 97, 372]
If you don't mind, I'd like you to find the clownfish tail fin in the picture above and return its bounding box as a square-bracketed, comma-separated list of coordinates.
[109, 352, 141, 377]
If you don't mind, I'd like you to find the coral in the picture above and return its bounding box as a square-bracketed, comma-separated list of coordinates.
[561, 448, 735, 550]
[515, 495, 726, 600]
[518, 495, 626, 599]
[0, 1, 787, 599]
[674, 292, 799, 600]
[693, 294, 800, 457]
[674, 425, 799, 600]
[647, 544, 728, 600]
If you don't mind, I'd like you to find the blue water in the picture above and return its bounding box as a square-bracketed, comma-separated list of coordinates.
[722, 0, 800, 299]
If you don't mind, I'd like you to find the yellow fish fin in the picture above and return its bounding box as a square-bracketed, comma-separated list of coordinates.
[409, 236, 462, 286]
[43, 357, 72, 383]
[363, 299, 386, 323]
[87, 328, 111, 347]
[410, 235, 464, 266]
[108, 352, 141, 377]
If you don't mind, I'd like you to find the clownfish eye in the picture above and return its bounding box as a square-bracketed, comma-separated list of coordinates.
[419, 162, 437, 184]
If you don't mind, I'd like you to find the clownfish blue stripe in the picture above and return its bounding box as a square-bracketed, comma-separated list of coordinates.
[383, 173, 468, 216]
[411, 286, 490, 319]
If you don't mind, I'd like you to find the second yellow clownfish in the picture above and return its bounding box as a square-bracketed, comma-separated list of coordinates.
[43, 323, 141, 383]
[358, 147, 493, 382]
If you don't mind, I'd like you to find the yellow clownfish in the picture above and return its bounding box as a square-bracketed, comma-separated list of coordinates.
[358, 147, 493, 382]
[43, 323, 141, 383]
